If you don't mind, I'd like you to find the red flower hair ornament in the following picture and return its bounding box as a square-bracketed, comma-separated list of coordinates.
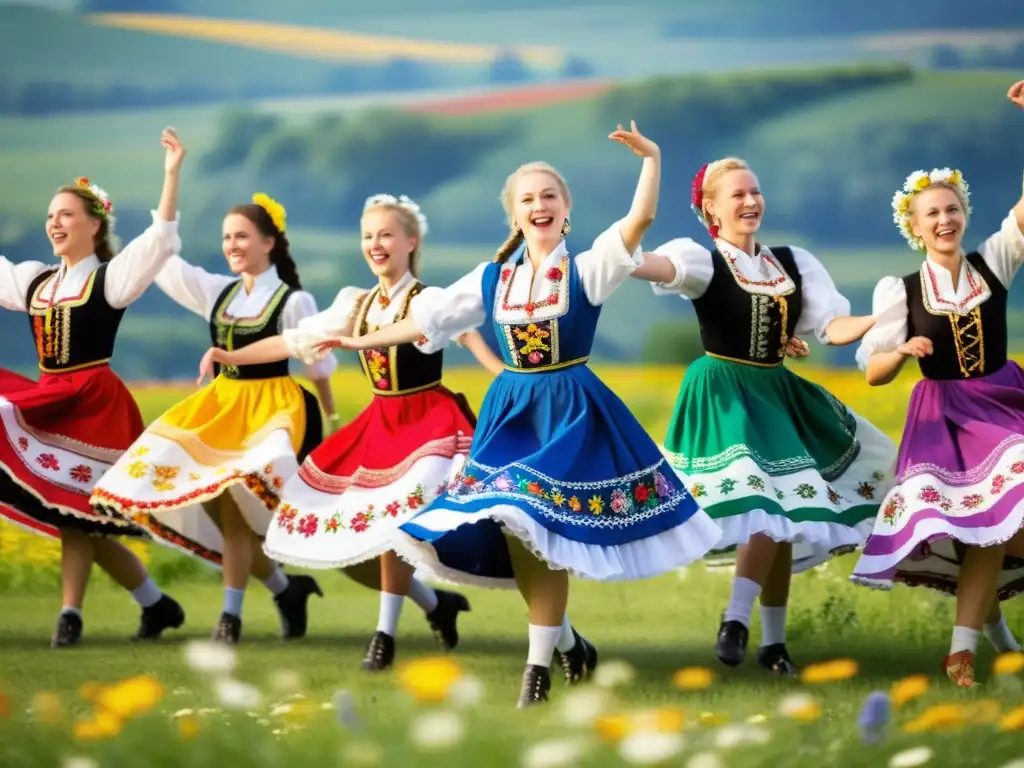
[690, 163, 719, 240]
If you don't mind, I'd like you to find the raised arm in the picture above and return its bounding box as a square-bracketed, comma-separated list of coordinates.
[855, 276, 926, 386]
[632, 238, 714, 299]
[791, 247, 875, 346]
[0, 258, 50, 313]
[103, 128, 187, 309]
[980, 82, 1024, 285]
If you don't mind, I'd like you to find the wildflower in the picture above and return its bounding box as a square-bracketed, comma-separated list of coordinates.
[171, 708, 195, 718]
[78, 682, 102, 703]
[890, 675, 928, 708]
[778, 693, 822, 722]
[177, 714, 201, 739]
[409, 710, 465, 751]
[96, 674, 164, 719]
[447, 674, 485, 707]
[712, 723, 770, 748]
[993, 652, 1024, 676]
[184, 640, 237, 675]
[746, 713, 768, 724]
[30, 691, 63, 724]
[618, 731, 684, 765]
[594, 659, 636, 688]
[801, 658, 858, 683]
[964, 699, 1001, 724]
[673, 667, 714, 690]
[698, 711, 728, 726]
[858, 691, 891, 744]
[61, 757, 99, 768]
[889, 746, 934, 767]
[72, 709, 122, 742]
[521, 736, 589, 768]
[267, 669, 303, 693]
[213, 678, 262, 710]
[686, 753, 725, 768]
[902, 703, 967, 733]
[396, 656, 463, 703]
[560, 687, 614, 727]
[998, 705, 1024, 731]
[596, 713, 632, 742]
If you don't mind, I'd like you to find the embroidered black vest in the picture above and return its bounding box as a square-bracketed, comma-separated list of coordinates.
[903, 252, 1007, 380]
[691, 246, 803, 366]
[26, 264, 125, 372]
[354, 283, 443, 395]
[208, 280, 294, 380]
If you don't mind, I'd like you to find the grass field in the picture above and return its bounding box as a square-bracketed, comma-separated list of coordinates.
[1, 364, 1024, 764]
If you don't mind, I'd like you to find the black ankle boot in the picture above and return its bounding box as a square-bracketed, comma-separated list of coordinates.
[51, 611, 83, 648]
[756, 643, 799, 677]
[555, 628, 598, 684]
[361, 631, 395, 671]
[425, 589, 470, 651]
[213, 612, 242, 644]
[715, 618, 749, 667]
[133, 594, 185, 640]
[517, 664, 551, 708]
[273, 574, 323, 639]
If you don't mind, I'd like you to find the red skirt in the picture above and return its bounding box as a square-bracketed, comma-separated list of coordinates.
[0, 364, 146, 537]
[298, 386, 476, 493]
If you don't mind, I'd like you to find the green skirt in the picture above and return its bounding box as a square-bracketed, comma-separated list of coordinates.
[663, 355, 897, 573]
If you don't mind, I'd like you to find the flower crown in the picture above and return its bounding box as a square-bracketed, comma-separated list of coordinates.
[891, 168, 971, 251]
[74, 177, 116, 232]
[252, 192, 287, 233]
[689, 163, 719, 239]
[363, 193, 429, 237]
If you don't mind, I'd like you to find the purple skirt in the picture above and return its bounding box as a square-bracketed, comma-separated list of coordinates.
[851, 361, 1024, 599]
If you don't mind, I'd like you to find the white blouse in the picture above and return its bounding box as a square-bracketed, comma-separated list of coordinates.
[856, 211, 1024, 370]
[283, 270, 452, 364]
[409, 220, 643, 346]
[0, 211, 180, 313]
[154, 255, 337, 380]
[647, 236, 851, 345]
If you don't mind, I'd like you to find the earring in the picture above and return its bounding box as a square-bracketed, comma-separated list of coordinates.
[561, 218, 571, 236]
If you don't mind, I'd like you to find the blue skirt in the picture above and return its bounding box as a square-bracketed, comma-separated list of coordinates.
[397, 365, 723, 588]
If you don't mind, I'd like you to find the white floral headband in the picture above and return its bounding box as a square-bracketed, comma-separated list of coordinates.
[363, 193, 429, 237]
[891, 167, 971, 252]
[74, 176, 117, 235]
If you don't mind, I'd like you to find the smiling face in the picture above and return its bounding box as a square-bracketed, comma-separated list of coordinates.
[502, 164, 572, 257]
[222, 212, 274, 275]
[361, 206, 417, 281]
[46, 191, 101, 260]
[705, 168, 764, 242]
[909, 185, 967, 258]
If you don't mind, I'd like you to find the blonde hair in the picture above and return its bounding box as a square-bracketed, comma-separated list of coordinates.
[494, 161, 572, 264]
[362, 196, 427, 277]
[698, 157, 752, 230]
[892, 169, 972, 252]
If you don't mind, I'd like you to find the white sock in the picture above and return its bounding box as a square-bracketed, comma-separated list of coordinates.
[223, 587, 245, 618]
[555, 614, 576, 652]
[129, 577, 162, 608]
[376, 592, 405, 637]
[526, 624, 562, 668]
[950, 625, 981, 655]
[759, 605, 787, 647]
[408, 579, 439, 614]
[723, 577, 762, 627]
[262, 568, 289, 597]
[983, 614, 1021, 653]
[60, 606, 81, 617]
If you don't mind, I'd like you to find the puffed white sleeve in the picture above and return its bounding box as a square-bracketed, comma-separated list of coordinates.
[153, 254, 235, 320]
[791, 247, 852, 344]
[408, 286, 458, 354]
[574, 219, 645, 306]
[854, 276, 907, 371]
[0, 257, 50, 312]
[977, 209, 1024, 287]
[102, 211, 183, 309]
[281, 286, 365, 365]
[647, 238, 714, 299]
[281, 290, 340, 380]
[409, 262, 489, 347]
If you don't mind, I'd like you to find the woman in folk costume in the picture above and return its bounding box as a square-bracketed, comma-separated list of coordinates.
[0, 129, 187, 647]
[196, 193, 506, 670]
[311, 122, 722, 707]
[632, 157, 898, 676]
[91, 192, 336, 644]
[850, 81, 1024, 687]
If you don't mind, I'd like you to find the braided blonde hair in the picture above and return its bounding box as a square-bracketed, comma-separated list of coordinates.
[494, 162, 572, 264]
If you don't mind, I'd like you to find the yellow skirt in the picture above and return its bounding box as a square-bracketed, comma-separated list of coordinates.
[91, 375, 319, 565]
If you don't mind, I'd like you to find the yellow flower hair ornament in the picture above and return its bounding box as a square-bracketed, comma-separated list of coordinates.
[891, 168, 971, 252]
[74, 176, 116, 232]
[252, 192, 287, 233]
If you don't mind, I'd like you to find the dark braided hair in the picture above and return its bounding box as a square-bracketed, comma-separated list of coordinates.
[54, 184, 115, 263]
[227, 203, 301, 289]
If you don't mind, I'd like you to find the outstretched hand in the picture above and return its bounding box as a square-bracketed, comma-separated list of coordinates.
[608, 120, 660, 158]
[1009, 80, 1024, 110]
[897, 336, 933, 358]
[785, 337, 811, 359]
[162, 127, 186, 175]
[196, 347, 219, 387]
[314, 337, 359, 354]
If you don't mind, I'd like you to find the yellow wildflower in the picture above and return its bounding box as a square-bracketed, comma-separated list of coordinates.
[595, 708, 684, 741]
[397, 657, 463, 703]
[914, 175, 932, 191]
[252, 192, 287, 233]
[73, 709, 123, 741]
[890, 674, 929, 708]
[177, 714, 201, 739]
[672, 667, 714, 690]
[800, 658, 858, 684]
[902, 703, 968, 733]
[596, 713, 632, 742]
[30, 691, 63, 724]
[698, 711, 728, 726]
[993, 652, 1024, 676]
[964, 699, 1001, 724]
[96, 675, 165, 719]
[998, 705, 1024, 732]
[778, 693, 822, 722]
